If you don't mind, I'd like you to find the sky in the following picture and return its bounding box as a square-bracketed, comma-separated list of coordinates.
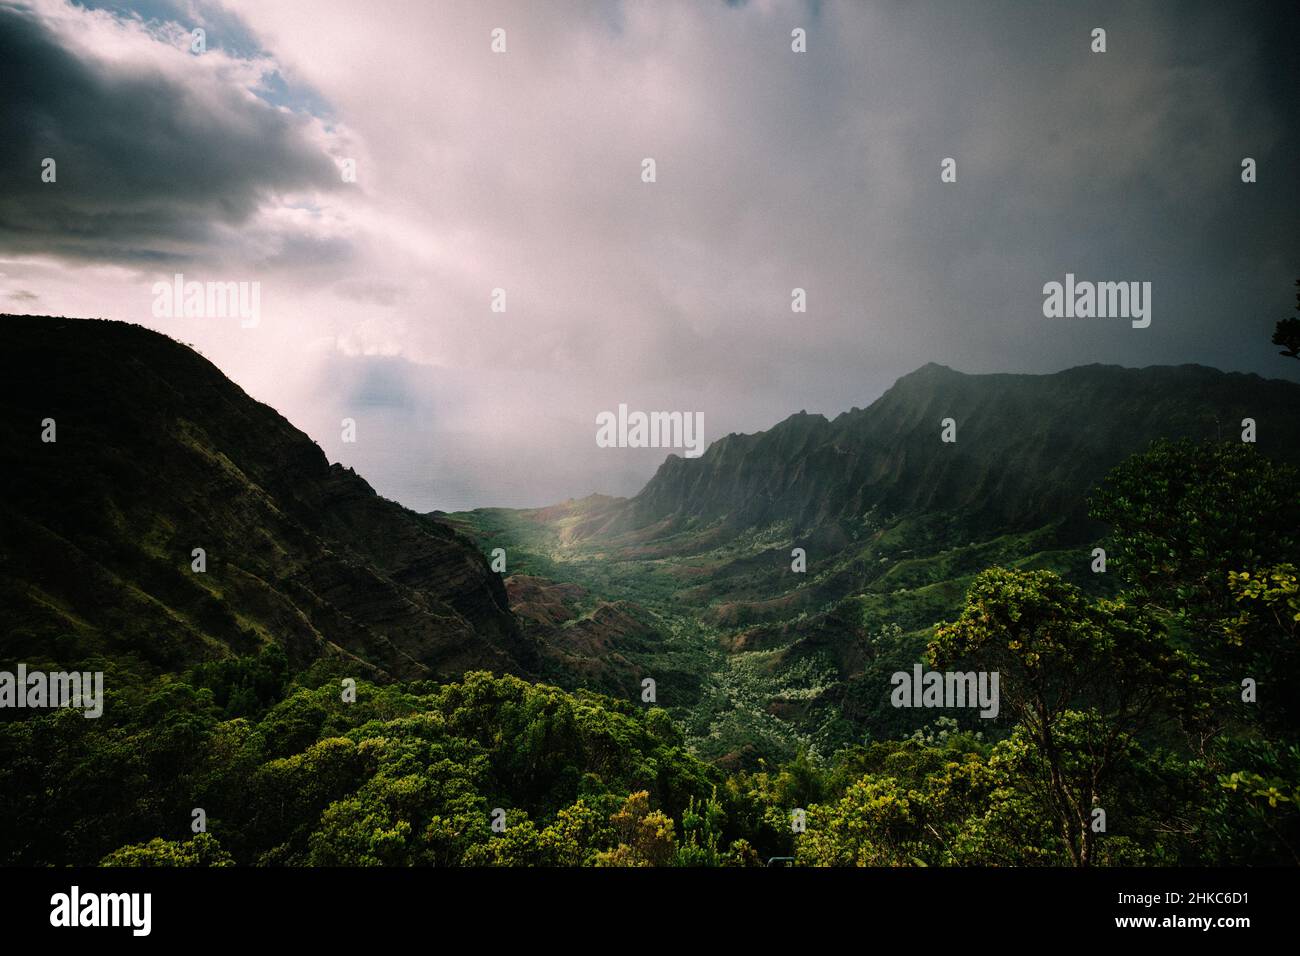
[2, 0, 1297, 511]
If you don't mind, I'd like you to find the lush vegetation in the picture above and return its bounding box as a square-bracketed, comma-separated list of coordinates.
[3, 438, 1297, 866]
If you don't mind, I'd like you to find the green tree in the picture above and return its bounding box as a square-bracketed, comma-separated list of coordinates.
[593, 791, 676, 866]
[931, 568, 1201, 866]
[796, 774, 921, 866]
[676, 790, 727, 866]
[100, 832, 234, 867]
[1089, 440, 1299, 630]
[537, 797, 617, 866]
[1271, 279, 1300, 359]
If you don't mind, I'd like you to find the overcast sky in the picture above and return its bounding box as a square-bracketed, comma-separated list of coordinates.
[2, 0, 1297, 510]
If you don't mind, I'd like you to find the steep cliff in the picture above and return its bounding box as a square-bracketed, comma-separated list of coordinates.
[0, 315, 536, 681]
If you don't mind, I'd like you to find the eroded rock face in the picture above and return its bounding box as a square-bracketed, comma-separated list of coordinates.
[505, 575, 587, 628]
[0, 314, 537, 681]
[622, 362, 1300, 542]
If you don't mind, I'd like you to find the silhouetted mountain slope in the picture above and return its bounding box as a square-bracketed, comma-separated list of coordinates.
[623, 362, 1300, 539]
[0, 315, 536, 680]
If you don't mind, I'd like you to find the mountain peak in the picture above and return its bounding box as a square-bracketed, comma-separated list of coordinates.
[905, 361, 962, 377]
[624, 360, 1300, 537]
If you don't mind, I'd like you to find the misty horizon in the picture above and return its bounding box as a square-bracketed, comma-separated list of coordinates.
[3, 0, 1297, 512]
[17, 308, 1300, 513]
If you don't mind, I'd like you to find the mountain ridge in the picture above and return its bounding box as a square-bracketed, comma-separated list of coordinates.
[614, 360, 1300, 542]
[0, 314, 538, 682]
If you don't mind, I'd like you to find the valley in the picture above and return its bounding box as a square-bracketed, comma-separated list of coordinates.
[449, 499, 1102, 767]
[449, 361, 1300, 769]
[5, 315, 1299, 867]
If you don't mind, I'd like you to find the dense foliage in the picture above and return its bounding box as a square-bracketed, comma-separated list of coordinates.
[2, 440, 1297, 866]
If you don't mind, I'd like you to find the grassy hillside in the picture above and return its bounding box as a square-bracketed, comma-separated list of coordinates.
[0, 315, 536, 683]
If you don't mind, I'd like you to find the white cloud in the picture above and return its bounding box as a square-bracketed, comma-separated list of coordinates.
[6, 0, 1298, 509]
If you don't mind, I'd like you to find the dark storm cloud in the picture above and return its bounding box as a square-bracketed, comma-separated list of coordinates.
[0, 2, 342, 263]
[5, 0, 1298, 512]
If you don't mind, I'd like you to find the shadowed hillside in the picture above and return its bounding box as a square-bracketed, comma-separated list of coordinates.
[0, 315, 537, 682]
[623, 362, 1300, 542]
